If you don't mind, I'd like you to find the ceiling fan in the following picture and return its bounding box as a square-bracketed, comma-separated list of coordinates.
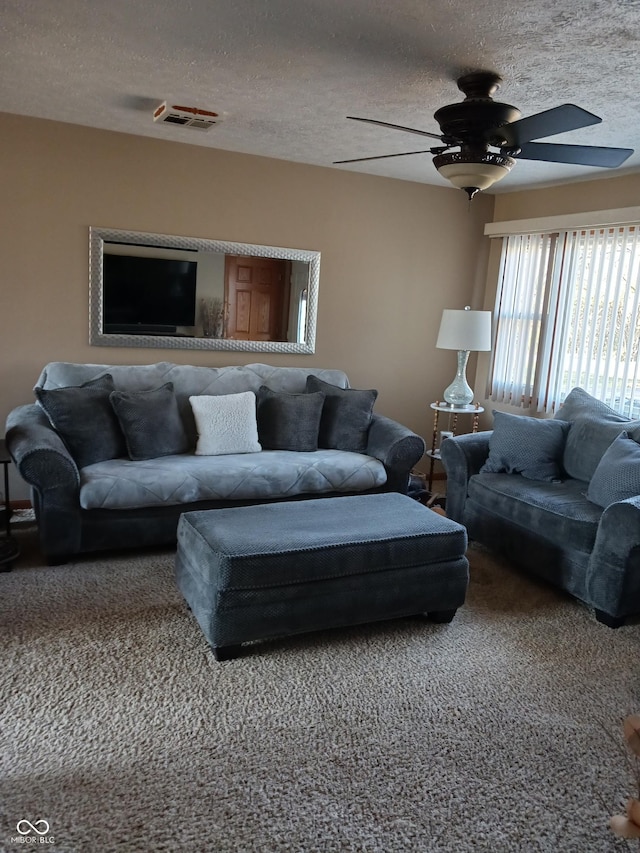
[334, 72, 634, 199]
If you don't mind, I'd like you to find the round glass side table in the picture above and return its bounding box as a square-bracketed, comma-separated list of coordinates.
[426, 402, 485, 493]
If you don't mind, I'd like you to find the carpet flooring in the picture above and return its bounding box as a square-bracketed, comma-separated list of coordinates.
[1, 525, 639, 852]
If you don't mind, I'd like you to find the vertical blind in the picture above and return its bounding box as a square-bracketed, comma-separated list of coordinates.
[489, 225, 640, 416]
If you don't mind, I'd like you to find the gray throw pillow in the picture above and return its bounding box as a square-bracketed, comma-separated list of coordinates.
[305, 375, 378, 453]
[586, 432, 640, 508]
[554, 387, 640, 481]
[35, 373, 126, 468]
[480, 410, 569, 482]
[555, 387, 630, 422]
[110, 382, 190, 460]
[256, 386, 325, 451]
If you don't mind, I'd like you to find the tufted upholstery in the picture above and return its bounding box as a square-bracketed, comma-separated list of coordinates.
[37, 362, 350, 448]
[7, 362, 425, 561]
[80, 450, 386, 509]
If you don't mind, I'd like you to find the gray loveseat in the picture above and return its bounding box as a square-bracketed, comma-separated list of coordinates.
[441, 388, 640, 628]
[6, 362, 425, 563]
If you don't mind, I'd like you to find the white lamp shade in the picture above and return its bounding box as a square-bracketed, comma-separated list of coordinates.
[436, 308, 492, 352]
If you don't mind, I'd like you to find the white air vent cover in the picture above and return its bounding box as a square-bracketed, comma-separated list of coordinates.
[153, 102, 220, 131]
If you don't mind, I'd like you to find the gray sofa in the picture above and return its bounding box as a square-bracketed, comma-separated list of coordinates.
[441, 387, 640, 628]
[6, 362, 425, 563]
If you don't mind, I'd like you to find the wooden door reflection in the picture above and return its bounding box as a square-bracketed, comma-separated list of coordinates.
[225, 256, 291, 341]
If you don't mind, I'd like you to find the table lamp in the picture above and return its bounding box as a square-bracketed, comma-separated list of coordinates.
[436, 306, 492, 406]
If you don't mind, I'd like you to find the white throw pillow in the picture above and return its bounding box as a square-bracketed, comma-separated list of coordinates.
[189, 392, 262, 455]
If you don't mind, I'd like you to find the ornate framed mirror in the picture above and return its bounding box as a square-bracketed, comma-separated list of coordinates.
[89, 227, 320, 354]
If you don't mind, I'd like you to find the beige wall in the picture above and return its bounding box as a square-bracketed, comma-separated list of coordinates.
[1, 112, 494, 498]
[473, 172, 640, 423]
[491, 172, 640, 222]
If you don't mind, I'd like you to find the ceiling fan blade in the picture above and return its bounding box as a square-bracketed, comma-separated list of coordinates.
[347, 116, 444, 141]
[501, 104, 601, 146]
[516, 140, 634, 168]
[333, 149, 437, 164]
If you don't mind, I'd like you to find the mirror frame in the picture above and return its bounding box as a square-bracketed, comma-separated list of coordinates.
[89, 227, 320, 353]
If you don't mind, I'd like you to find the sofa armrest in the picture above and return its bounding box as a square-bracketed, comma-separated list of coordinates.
[6, 404, 80, 488]
[587, 496, 640, 618]
[6, 404, 82, 561]
[439, 431, 492, 523]
[366, 414, 426, 493]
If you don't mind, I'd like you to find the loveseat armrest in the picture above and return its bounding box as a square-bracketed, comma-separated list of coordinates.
[439, 431, 492, 523]
[6, 404, 82, 561]
[587, 496, 640, 620]
[366, 414, 426, 493]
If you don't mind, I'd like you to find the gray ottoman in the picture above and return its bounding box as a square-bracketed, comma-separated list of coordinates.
[175, 492, 469, 660]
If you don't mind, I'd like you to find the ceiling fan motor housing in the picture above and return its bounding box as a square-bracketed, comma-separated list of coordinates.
[434, 73, 521, 149]
[435, 100, 521, 147]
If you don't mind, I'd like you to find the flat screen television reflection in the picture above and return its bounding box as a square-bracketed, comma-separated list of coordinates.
[103, 254, 197, 334]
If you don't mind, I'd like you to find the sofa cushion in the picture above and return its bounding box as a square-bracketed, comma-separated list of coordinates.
[110, 382, 190, 461]
[468, 472, 602, 554]
[37, 362, 351, 395]
[306, 375, 377, 453]
[480, 411, 569, 482]
[586, 432, 640, 508]
[554, 387, 640, 482]
[189, 392, 261, 456]
[78, 450, 387, 509]
[35, 374, 126, 468]
[36, 363, 351, 449]
[256, 386, 325, 451]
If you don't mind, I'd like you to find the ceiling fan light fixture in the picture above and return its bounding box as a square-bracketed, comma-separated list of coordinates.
[342, 73, 632, 189]
[433, 151, 516, 199]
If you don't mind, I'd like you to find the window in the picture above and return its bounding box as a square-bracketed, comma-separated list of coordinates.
[489, 224, 640, 416]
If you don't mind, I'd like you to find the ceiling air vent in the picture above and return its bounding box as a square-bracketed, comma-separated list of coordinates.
[153, 102, 220, 131]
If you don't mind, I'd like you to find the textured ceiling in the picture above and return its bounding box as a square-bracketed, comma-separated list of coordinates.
[2, 0, 640, 192]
